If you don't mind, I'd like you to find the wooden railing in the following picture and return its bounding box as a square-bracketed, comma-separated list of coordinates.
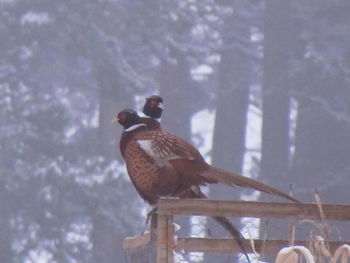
[123, 198, 350, 263]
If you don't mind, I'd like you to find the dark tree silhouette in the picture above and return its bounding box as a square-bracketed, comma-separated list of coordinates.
[159, 47, 193, 141]
[260, 2, 292, 261]
[260, 0, 291, 195]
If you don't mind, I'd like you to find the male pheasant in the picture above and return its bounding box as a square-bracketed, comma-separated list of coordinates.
[115, 108, 300, 262]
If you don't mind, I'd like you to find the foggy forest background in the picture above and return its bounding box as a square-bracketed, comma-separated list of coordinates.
[1, 0, 350, 262]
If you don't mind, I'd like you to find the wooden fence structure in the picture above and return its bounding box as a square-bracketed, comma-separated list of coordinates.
[123, 198, 350, 263]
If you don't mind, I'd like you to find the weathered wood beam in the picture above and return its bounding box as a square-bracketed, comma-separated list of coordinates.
[156, 215, 174, 263]
[123, 232, 151, 250]
[124, 234, 349, 255]
[175, 238, 349, 255]
[157, 198, 350, 221]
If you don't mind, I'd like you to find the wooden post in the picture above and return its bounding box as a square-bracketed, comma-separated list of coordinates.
[157, 214, 174, 263]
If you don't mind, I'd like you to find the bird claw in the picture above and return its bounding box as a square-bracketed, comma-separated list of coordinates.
[146, 206, 158, 225]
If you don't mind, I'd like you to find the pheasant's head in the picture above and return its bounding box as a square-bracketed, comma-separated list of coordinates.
[142, 95, 164, 119]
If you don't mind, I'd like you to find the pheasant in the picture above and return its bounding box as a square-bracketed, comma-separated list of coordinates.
[140, 95, 163, 130]
[115, 108, 300, 262]
[139, 97, 299, 203]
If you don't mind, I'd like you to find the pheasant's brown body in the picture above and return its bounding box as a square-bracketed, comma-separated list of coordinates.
[123, 134, 178, 205]
[120, 127, 299, 205]
[121, 128, 212, 205]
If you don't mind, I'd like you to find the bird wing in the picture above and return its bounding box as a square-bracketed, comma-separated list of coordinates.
[135, 130, 199, 162]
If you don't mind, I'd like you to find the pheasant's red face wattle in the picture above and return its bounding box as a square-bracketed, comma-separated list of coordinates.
[117, 112, 127, 125]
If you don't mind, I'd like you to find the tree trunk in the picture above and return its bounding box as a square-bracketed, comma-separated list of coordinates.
[95, 61, 133, 160]
[210, 0, 251, 218]
[207, 43, 251, 263]
[159, 47, 192, 141]
[260, 0, 291, 193]
[93, 60, 133, 263]
[211, 40, 250, 196]
[158, 47, 194, 261]
[260, 1, 291, 261]
[0, 194, 12, 263]
[207, 4, 251, 263]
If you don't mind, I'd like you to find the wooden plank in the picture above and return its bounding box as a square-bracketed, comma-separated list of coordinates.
[123, 232, 151, 250]
[157, 214, 167, 263]
[123, 233, 350, 255]
[157, 198, 350, 221]
[175, 238, 349, 255]
[156, 215, 174, 263]
[166, 215, 174, 263]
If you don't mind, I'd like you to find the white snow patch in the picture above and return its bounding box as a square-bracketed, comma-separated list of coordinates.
[20, 46, 33, 60]
[289, 98, 298, 159]
[89, 109, 99, 128]
[250, 27, 264, 42]
[26, 250, 53, 263]
[64, 126, 77, 139]
[191, 64, 213, 76]
[191, 109, 215, 164]
[21, 11, 52, 25]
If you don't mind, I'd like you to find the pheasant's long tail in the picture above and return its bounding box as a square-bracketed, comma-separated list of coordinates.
[205, 166, 300, 203]
[212, 215, 251, 263]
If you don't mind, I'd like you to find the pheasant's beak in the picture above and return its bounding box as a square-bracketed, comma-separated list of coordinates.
[158, 102, 164, 110]
[111, 115, 119, 124]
